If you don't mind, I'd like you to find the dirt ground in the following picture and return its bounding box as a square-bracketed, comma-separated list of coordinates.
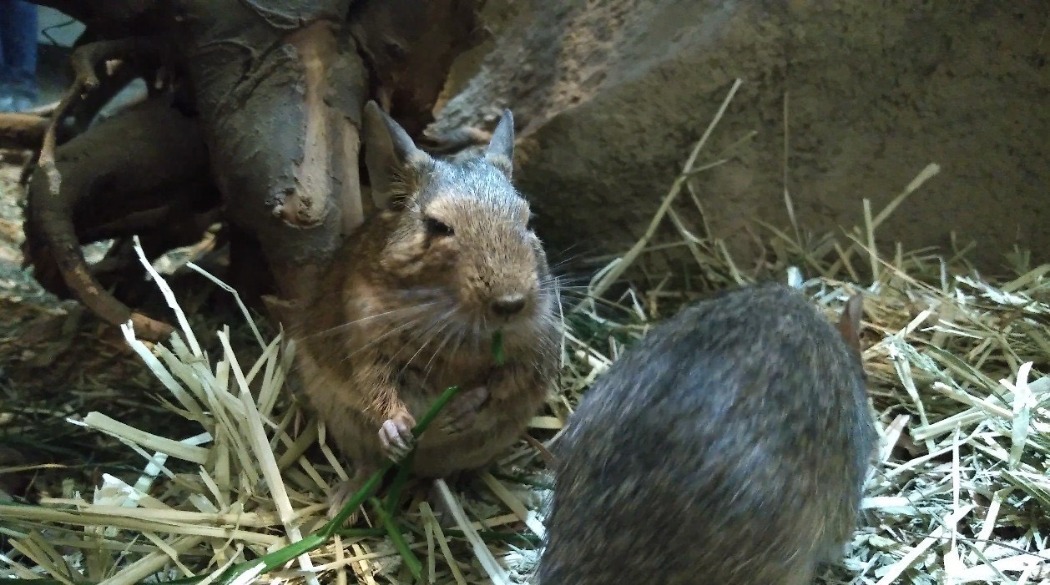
[0, 159, 143, 494]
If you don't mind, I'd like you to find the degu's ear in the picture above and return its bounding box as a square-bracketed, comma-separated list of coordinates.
[485, 109, 515, 179]
[363, 100, 434, 209]
[836, 292, 864, 355]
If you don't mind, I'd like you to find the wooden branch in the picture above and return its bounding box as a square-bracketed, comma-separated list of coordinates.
[419, 125, 492, 155]
[176, 0, 365, 303]
[70, 37, 160, 90]
[348, 0, 486, 137]
[23, 99, 212, 342]
[27, 1, 166, 40]
[0, 113, 48, 150]
[25, 36, 163, 186]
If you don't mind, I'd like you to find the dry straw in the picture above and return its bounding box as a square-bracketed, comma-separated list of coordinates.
[2, 79, 1049, 583]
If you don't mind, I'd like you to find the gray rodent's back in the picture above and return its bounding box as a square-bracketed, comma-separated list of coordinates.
[536, 283, 877, 585]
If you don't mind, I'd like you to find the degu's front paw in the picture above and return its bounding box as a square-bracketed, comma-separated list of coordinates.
[379, 411, 417, 462]
[439, 385, 490, 433]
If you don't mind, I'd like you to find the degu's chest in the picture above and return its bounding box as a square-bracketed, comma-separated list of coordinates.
[363, 325, 497, 394]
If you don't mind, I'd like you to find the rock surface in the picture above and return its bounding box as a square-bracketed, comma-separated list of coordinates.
[433, 0, 1049, 274]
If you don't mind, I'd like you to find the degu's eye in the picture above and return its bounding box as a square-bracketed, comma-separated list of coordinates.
[423, 215, 454, 237]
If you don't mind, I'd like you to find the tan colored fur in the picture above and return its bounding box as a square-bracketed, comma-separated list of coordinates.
[283, 106, 559, 503]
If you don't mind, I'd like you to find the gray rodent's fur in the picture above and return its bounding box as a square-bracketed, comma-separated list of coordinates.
[536, 283, 878, 585]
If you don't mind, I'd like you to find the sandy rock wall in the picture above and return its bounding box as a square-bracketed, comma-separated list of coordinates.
[433, 0, 1049, 274]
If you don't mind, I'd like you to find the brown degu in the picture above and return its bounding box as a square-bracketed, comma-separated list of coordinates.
[536, 283, 877, 585]
[287, 101, 560, 516]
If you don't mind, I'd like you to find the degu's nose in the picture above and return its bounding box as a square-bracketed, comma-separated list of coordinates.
[490, 294, 527, 317]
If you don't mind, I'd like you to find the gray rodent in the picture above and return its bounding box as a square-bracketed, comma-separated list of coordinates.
[282, 101, 560, 518]
[536, 282, 877, 585]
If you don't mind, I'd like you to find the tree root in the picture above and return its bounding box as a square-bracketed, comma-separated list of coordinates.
[24, 100, 60, 117]
[19, 64, 143, 186]
[176, 0, 367, 304]
[33, 36, 167, 192]
[348, 0, 486, 138]
[0, 113, 48, 150]
[15, 0, 492, 338]
[419, 125, 492, 155]
[69, 37, 156, 91]
[22, 98, 216, 342]
[28, 1, 167, 41]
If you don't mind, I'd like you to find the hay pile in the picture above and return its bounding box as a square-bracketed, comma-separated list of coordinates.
[2, 81, 1048, 584]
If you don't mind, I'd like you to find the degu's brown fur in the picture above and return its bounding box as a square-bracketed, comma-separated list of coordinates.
[283, 101, 560, 517]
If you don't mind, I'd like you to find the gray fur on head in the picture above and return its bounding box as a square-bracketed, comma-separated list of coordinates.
[363, 102, 519, 209]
